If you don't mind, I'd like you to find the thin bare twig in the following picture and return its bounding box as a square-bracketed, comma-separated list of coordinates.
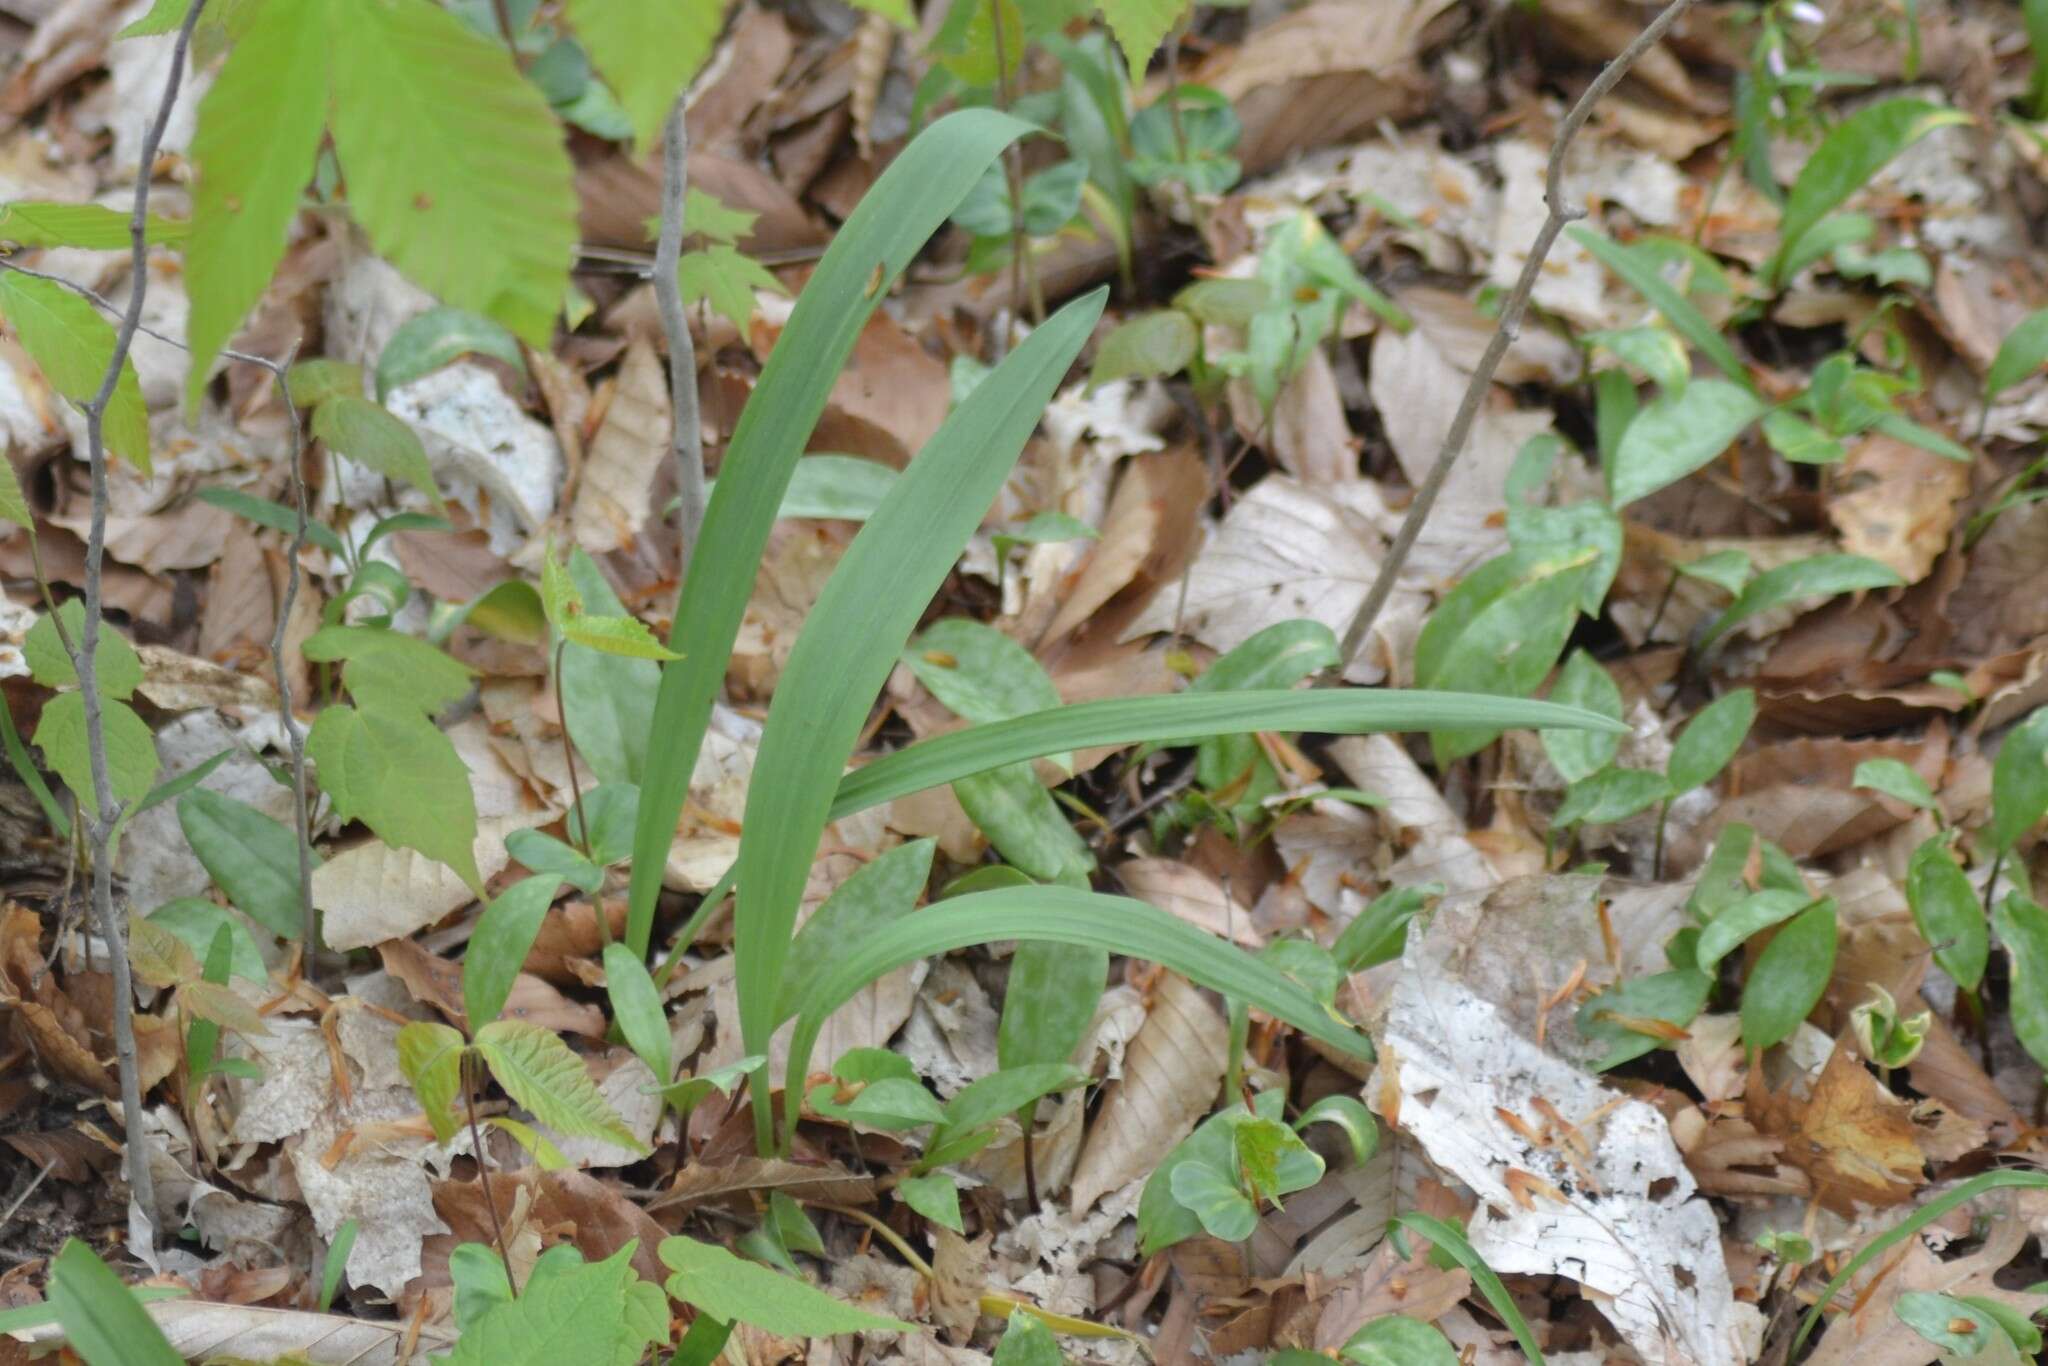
[653, 97, 706, 572]
[1336, 0, 1704, 672]
[66, 0, 209, 1251]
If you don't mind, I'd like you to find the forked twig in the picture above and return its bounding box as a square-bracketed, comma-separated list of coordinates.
[1336, 0, 1705, 672]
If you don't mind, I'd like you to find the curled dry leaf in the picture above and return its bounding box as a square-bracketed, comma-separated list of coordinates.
[569, 339, 669, 556]
[1069, 973, 1228, 1215]
[1117, 858, 1263, 948]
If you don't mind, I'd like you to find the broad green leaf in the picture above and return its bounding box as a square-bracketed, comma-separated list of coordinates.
[1675, 548, 1754, 596]
[1388, 1214, 1548, 1366]
[1767, 100, 1970, 288]
[907, 619, 1063, 732]
[786, 888, 1370, 1147]
[995, 937, 1106, 1102]
[655, 1054, 761, 1116]
[24, 600, 142, 698]
[991, 509, 1097, 563]
[707, 454, 897, 523]
[1185, 618, 1339, 797]
[1586, 325, 1689, 394]
[777, 839, 933, 1025]
[1091, 310, 1197, 386]
[1991, 706, 2048, 853]
[1343, 1316, 1460, 1366]
[1568, 227, 1748, 386]
[175, 789, 313, 941]
[375, 305, 529, 401]
[928, 1062, 1090, 1159]
[1961, 1296, 2042, 1355]
[442, 1243, 665, 1366]
[1506, 498, 1623, 615]
[34, 692, 157, 807]
[809, 1074, 945, 1129]
[830, 689, 1625, 823]
[1169, 1160, 1257, 1241]
[1854, 757, 1938, 812]
[1414, 549, 1594, 764]
[302, 624, 474, 717]
[1236, 1113, 1324, 1199]
[1294, 1094, 1377, 1166]
[956, 763, 1095, 882]
[991, 1307, 1062, 1365]
[1668, 688, 1755, 792]
[1694, 890, 1817, 971]
[1762, 408, 1846, 465]
[897, 1172, 963, 1234]
[1542, 650, 1623, 783]
[1987, 308, 2048, 400]
[558, 548, 657, 787]
[0, 202, 186, 250]
[1701, 554, 1902, 648]
[0, 271, 149, 473]
[733, 289, 1104, 1150]
[183, 0, 328, 412]
[196, 486, 347, 556]
[659, 1236, 913, 1335]
[1577, 968, 1711, 1070]
[1175, 277, 1269, 326]
[1893, 1291, 1993, 1355]
[627, 109, 1039, 959]
[1139, 1094, 1277, 1255]
[1608, 380, 1764, 508]
[464, 874, 563, 1027]
[50, 1239, 182, 1366]
[1776, 211, 1874, 285]
[1332, 883, 1439, 971]
[1995, 893, 2048, 1070]
[474, 1019, 645, 1152]
[307, 701, 481, 890]
[1553, 768, 1669, 828]
[312, 396, 442, 506]
[603, 941, 671, 1085]
[330, 0, 578, 346]
[285, 358, 364, 408]
[1906, 836, 1987, 991]
[1740, 899, 1838, 1049]
[449, 1243, 514, 1333]
[562, 0, 730, 148]
[566, 782, 639, 865]
[148, 899, 267, 983]
[398, 1019, 467, 1145]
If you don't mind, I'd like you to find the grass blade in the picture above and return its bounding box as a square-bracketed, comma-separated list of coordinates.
[828, 690, 1625, 822]
[735, 288, 1107, 1150]
[624, 107, 1035, 957]
[784, 886, 1371, 1147]
[1389, 1214, 1546, 1365]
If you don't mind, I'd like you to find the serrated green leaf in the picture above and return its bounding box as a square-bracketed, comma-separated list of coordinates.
[475, 1019, 644, 1151]
[562, 0, 730, 149]
[312, 396, 442, 506]
[375, 305, 529, 401]
[301, 624, 475, 717]
[441, 1243, 663, 1366]
[0, 272, 150, 473]
[1139, 1094, 1276, 1255]
[1542, 650, 1623, 784]
[1740, 899, 1838, 1049]
[0, 202, 187, 250]
[398, 1019, 467, 1146]
[560, 613, 679, 660]
[307, 701, 481, 890]
[1608, 379, 1763, 508]
[1668, 688, 1754, 793]
[330, 0, 578, 346]
[1767, 100, 1971, 288]
[676, 242, 784, 330]
[176, 789, 313, 941]
[183, 0, 329, 412]
[1090, 309, 1196, 387]
[1907, 836, 1987, 991]
[1235, 1114, 1323, 1200]
[50, 1239, 182, 1366]
[24, 601, 142, 698]
[1702, 554, 1902, 648]
[659, 1235, 914, 1335]
[603, 941, 671, 1086]
[464, 874, 563, 1027]
[34, 692, 157, 807]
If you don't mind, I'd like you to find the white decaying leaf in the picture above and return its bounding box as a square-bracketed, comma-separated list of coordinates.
[1377, 910, 1758, 1364]
[7, 1299, 453, 1364]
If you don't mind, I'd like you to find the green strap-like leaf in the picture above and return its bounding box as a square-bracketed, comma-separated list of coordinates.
[0, 271, 151, 472]
[330, 0, 578, 346]
[183, 0, 330, 410]
[49, 1240, 182, 1366]
[624, 108, 1036, 958]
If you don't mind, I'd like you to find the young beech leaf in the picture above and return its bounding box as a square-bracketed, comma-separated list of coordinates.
[1987, 308, 2048, 400]
[559, 612, 680, 661]
[1853, 758, 1938, 813]
[561, 0, 730, 149]
[1993, 893, 2048, 1070]
[1740, 899, 1838, 1049]
[442, 1243, 666, 1366]
[285, 358, 363, 408]
[398, 1020, 467, 1146]
[176, 789, 313, 941]
[464, 874, 563, 1028]
[0, 201, 186, 250]
[1906, 836, 1988, 992]
[1542, 650, 1623, 783]
[1667, 688, 1755, 793]
[0, 272, 150, 472]
[311, 396, 443, 508]
[301, 625, 474, 717]
[474, 1019, 644, 1152]
[676, 244, 785, 330]
[34, 692, 158, 807]
[24, 600, 143, 699]
[659, 1235, 914, 1335]
[307, 701, 481, 890]
[1991, 706, 2048, 853]
[183, 0, 330, 411]
[329, 0, 578, 347]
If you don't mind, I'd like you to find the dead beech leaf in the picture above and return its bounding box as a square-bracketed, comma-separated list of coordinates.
[1267, 348, 1356, 484]
[314, 815, 541, 951]
[1312, 1235, 1472, 1351]
[377, 937, 604, 1039]
[1038, 446, 1207, 645]
[647, 1156, 874, 1212]
[929, 1229, 990, 1344]
[570, 340, 669, 555]
[1751, 1044, 1925, 1214]
[821, 312, 949, 467]
[5, 1300, 454, 1365]
[1826, 435, 1968, 585]
[1069, 973, 1227, 1215]
[1117, 858, 1262, 947]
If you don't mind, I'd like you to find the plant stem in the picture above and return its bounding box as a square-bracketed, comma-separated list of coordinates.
[66, 0, 209, 1250]
[1021, 1122, 1040, 1214]
[266, 349, 318, 954]
[989, 0, 1043, 330]
[1335, 0, 1705, 673]
[551, 638, 597, 873]
[462, 1057, 521, 1297]
[1653, 798, 1670, 880]
[653, 96, 707, 575]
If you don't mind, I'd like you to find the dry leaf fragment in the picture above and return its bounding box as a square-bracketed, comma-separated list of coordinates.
[1750, 1044, 1925, 1214]
[1826, 434, 1968, 586]
[570, 340, 669, 555]
[1068, 973, 1227, 1215]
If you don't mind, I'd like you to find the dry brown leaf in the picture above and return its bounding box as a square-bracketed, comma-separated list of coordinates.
[928, 1229, 990, 1344]
[1751, 1044, 1925, 1214]
[314, 814, 541, 951]
[647, 1156, 874, 1212]
[6, 1300, 454, 1365]
[570, 340, 669, 556]
[377, 937, 604, 1039]
[1116, 858, 1262, 947]
[819, 313, 949, 468]
[1826, 435, 1968, 585]
[1037, 446, 1206, 645]
[1266, 348, 1356, 484]
[1069, 972, 1227, 1214]
[1312, 1235, 1472, 1352]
